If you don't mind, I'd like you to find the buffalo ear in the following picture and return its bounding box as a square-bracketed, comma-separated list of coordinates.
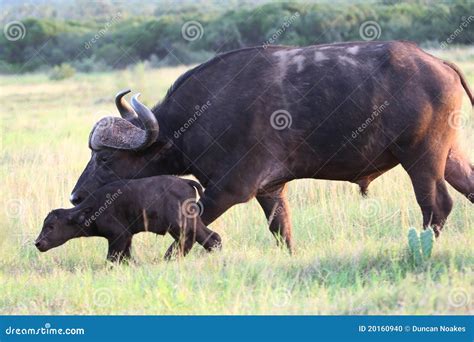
[150, 140, 173, 160]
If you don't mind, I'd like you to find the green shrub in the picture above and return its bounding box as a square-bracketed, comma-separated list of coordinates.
[49, 63, 76, 80]
[1, 1, 473, 74]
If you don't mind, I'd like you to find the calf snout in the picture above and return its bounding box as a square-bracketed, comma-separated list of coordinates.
[34, 238, 47, 252]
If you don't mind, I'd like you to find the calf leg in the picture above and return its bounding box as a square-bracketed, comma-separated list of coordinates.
[195, 224, 222, 251]
[164, 220, 221, 260]
[107, 235, 132, 263]
[164, 223, 198, 260]
[445, 145, 474, 203]
[256, 184, 293, 253]
[164, 182, 252, 255]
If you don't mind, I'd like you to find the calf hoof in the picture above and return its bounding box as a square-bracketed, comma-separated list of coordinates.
[206, 232, 222, 252]
[467, 193, 474, 203]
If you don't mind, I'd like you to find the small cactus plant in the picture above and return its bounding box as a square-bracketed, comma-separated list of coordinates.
[408, 227, 423, 264]
[408, 227, 435, 264]
[420, 228, 435, 259]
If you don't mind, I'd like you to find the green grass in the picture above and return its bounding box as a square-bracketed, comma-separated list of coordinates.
[1, 50, 473, 315]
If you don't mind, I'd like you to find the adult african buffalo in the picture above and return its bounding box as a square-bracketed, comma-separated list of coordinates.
[71, 41, 473, 254]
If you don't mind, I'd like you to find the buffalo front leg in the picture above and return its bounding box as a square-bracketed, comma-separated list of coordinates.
[256, 184, 293, 253]
[107, 235, 132, 263]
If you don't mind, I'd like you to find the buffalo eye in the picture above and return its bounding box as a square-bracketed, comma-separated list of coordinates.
[100, 156, 108, 162]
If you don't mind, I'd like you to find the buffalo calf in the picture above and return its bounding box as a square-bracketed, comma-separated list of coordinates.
[35, 176, 221, 262]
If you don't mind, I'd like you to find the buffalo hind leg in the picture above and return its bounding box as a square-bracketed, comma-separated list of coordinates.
[445, 145, 474, 203]
[256, 184, 293, 253]
[403, 161, 453, 237]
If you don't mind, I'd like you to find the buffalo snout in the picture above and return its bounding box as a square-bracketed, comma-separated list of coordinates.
[70, 193, 83, 205]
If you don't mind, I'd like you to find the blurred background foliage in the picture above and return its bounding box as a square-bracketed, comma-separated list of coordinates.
[0, 0, 473, 74]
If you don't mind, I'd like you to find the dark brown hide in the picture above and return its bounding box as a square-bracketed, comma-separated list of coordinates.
[71, 41, 473, 249]
[37, 177, 221, 262]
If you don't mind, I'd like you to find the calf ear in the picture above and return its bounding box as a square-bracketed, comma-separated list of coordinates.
[73, 207, 93, 226]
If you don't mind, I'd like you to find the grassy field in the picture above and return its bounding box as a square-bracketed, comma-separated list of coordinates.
[0, 48, 473, 315]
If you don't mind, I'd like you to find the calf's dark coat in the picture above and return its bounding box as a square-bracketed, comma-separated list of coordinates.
[70, 41, 473, 252]
[36, 177, 220, 262]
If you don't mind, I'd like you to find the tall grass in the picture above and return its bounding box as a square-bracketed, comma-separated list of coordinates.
[0, 51, 472, 314]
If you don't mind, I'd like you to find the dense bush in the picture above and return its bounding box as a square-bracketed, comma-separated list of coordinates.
[0, 0, 473, 73]
[49, 63, 76, 80]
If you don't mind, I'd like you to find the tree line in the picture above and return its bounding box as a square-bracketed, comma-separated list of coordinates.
[1, 0, 473, 74]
